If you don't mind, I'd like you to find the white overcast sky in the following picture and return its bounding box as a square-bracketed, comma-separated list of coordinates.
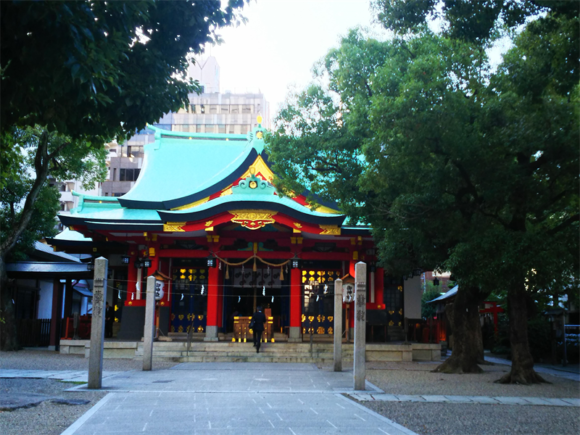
[207, 0, 380, 117]
[204, 0, 509, 121]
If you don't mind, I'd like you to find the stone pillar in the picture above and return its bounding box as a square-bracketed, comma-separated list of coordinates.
[288, 267, 302, 342]
[88, 257, 108, 389]
[143, 275, 156, 371]
[354, 261, 367, 391]
[205, 263, 219, 341]
[334, 279, 343, 372]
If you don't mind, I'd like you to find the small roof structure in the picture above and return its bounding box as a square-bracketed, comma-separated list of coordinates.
[427, 285, 458, 304]
[6, 261, 93, 279]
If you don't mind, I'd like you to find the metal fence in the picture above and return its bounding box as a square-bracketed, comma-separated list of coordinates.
[17, 318, 52, 347]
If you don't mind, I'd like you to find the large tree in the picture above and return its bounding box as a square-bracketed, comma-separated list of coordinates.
[267, 3, 578, 383]
[0, 0, 246, 350]
[0, 127, 107, 347]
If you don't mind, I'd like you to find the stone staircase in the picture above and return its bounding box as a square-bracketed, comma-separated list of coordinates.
[135, 341, 342, 363]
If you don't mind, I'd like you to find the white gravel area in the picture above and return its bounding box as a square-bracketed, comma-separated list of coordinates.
[0, 378, 106, 435]
[0, 350, 177, 371]
[364, 362, 580, 399]
[362, 401, 580, 435]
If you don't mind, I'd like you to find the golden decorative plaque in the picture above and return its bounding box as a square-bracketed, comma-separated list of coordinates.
[319, 225, 341, 235]
[164, 222, 186, 232]
[230, 209, 277, 230]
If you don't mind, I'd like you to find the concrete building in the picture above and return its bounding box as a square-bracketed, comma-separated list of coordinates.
[101, 56, 270, 197]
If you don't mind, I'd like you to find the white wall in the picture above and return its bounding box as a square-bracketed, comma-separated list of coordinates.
[37, 279, 54, 319]
[404, 276, 423, 319]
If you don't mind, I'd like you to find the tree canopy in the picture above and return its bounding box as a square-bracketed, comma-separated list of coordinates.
[1, 0, 246, 140]
[266, 3, 578, 382]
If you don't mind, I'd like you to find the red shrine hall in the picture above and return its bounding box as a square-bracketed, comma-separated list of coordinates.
[50, 119, 421, 343]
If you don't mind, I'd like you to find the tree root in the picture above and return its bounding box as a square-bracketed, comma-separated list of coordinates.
[432, 357, 483, 374]
[478, 358, 494, 366]
[495, 369, 550, 385]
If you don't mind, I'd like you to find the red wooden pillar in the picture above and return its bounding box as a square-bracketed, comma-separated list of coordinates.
[126, 255, 137, 306]
[148, 255, 159, 278]
[205, 261, 219, 341]
[375, 267, 384, 307]
[217, 263, 224, 331]
[289, 267, 302, 342]
[49, 279, 63, 350]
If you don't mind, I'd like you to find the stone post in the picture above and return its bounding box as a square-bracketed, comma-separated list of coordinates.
[334, 279, 343, 372]
[88, 257, 108, 389]
[354, 261, 367, 391]
[143, 276, 156, 371]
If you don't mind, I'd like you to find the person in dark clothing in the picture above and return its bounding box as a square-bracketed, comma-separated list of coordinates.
[251, 306, 267, 353]
[105, 302, 113, 338]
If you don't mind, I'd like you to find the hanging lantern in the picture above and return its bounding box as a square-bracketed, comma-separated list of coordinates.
[121, 255, 130, 264]
[207, 256, 216, 268]
[143, 258, 152, 268]
[291, 258, 301, 269]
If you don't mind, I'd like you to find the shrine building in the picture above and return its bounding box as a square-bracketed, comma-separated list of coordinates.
[50, 118, 424, 344]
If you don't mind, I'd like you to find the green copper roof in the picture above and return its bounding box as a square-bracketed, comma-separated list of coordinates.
[66, 199, 161, 223]
[53, 227, 93, 242]
[118, 125, 268, 210]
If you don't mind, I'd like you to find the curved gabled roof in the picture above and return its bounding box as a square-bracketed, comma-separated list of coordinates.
[158, 193, 346, 226]
[118, 126, 259, 210]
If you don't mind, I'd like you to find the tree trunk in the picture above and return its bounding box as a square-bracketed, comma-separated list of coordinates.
[0, 130, 51, 351]
[433, 285, 483, 374]
[0, 255, 20, 350]
[496, 282, 547, 384]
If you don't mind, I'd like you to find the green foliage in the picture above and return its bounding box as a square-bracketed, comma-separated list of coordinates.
[372, 0, 576, 44]
[1, 0, 247, 140]
[0, 181, 59, 261]
[0, 126, 107, 258]
[421, 286, 443, 319]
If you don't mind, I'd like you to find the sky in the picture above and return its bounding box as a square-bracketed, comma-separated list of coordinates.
[206, 0, 381, 117]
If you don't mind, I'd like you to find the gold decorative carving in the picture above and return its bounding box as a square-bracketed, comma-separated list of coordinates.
[319, 225, 341, 235]
[164, 222, 186, 232]
[294, 223, 302, 229]
[240, 156, 274, 182]
[205, 221, 213, 227]
[229, 209, 277, 230]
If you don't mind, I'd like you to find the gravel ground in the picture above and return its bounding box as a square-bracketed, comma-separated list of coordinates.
[364, 361, 580, 398]
[0, 351, 177, 435]
[363, 401, 580, 435]
[0, 378, 106, 435]
[0, 350, 178, 371]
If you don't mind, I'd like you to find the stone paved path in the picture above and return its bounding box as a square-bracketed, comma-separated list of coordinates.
[57, 363, 416, 435]
[0, 369, 122, 383]
[348, 393, 580, 407]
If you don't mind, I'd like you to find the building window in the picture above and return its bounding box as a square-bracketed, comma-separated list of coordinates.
[113, 192, 125, 197]
[218, 124, 226, 134]
[120, 168, 141, 181]
[220, 105, 230, 114]
[112, 168, 117, 181]
[242, 105, 252, 114]
[231, 105, 240, 114]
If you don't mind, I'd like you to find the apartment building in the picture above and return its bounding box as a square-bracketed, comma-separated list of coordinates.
[101, 56, 270, 197]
